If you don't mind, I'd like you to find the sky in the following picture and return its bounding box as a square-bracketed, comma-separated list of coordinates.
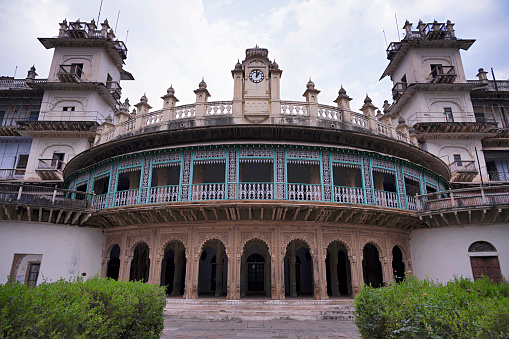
[1, 0, 508, 112]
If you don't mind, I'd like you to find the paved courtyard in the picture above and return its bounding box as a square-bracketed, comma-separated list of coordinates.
[162, 318, 361, 339]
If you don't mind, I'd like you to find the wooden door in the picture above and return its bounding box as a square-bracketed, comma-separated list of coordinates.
[470, 256, 502, 284]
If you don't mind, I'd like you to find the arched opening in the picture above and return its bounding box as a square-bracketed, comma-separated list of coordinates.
[160, 240, 186, 295]
[106, 244, 120, 280]
[241, 239, 271, 298]
[198, 239, 228, 297]
[325, 241, 352, 297]
[392, 246, 405, 283]
[284, 239, 313, 297]
[129, 242, 150, 282]
[468, 241, 502, 284]
[362, 243, 383, 288]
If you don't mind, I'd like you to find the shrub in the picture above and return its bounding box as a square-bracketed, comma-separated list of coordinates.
[353, 276, 509, 339]
[0, 276, 166, 339]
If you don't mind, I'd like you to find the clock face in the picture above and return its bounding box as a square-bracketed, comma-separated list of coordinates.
[249, 69, 264, 83]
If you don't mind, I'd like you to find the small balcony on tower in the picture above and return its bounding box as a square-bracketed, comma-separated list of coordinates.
[57, 64, 84, 83]
[449, 160, 478, 182]
[429, 65, 456, 84]
[106, 80, 122, 100]
[392, 82, 408, 101]
[36, 157, 66, 180]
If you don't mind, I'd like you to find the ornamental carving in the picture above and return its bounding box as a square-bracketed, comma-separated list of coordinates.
[153, 151, 181, 163]
[240, 232, 273, 256]
[331, 152, 361, 163]
[286, 149, 319, 159]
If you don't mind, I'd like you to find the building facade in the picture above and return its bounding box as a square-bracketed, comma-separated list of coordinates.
[0, 18, 507, 298]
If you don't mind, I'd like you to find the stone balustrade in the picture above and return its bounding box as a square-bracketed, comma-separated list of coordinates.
[96, 100, 412, 146]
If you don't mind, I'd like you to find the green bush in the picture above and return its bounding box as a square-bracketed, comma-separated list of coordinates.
[0, 276, 166, 339]
[354, 276, 509, 339]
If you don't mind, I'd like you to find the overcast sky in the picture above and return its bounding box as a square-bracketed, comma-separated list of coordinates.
[1, 0, 508, 112]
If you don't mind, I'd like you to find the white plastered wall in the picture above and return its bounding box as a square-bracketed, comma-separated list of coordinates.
[0, 221, 104, 285]
[409, 224, 509, 283]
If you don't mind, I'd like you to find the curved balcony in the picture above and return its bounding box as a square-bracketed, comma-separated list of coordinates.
[96, 101, 413, 146]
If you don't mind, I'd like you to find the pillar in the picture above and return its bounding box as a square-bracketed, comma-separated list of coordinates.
[171, 243, 182, 296]
[215, 242, 223, 296]
[328, 246, 340, 297]
[240, 254, 247, 297]
[289, 242, 297, 297]
[302, 79, 320, 118]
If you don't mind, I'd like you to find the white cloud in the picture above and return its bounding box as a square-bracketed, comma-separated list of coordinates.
[1, 0, 508, 112]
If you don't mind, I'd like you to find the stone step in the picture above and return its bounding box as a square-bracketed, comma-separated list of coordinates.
[164, 298, 355, 321]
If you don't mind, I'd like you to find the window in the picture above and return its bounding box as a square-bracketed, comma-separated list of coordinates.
[430, 64, 443, 78]
[52, 153, 65, 170]
[444, 107, 453, 122]
[453, 154, 462, 167]
[26, 262, 41, 288]
[468, 241, 501, 284]
[474, 111, 486, 123]
[0, 111, 4, 125]
[63, 107, 75, 112]
[15, 154, 29, 175]
[117, 170, 141, 191]
[192, 163, 226, 184]
[93, 176, 110, 195]
[29, 110, 39, 121]
[70, 63, 83, 78]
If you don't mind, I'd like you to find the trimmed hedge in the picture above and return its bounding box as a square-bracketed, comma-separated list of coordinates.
[0, 276, 166, 339]
[353, 276, 509, 339]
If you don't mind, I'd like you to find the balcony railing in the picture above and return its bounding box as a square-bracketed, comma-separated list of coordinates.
[287, 184, 321, 201]
[0, 78, 47, 89]
[374, 190, 399, 208]
[392, 82, 408, 100]
[92, 193, 108, 209]
[0, 183, 93, 209]
[416, 185, 509, 212]
[239, 182, 274, 200]
[38, 110, 106, 124]
[96, 100, 415, 146]
[191, 183, 226, 201]
[57, 64, 83, 83]
[37, 159, 65, 171]
[429, 65, 456, 84]
[57, 20, 128, 59]
[408, 112, 497, 126]
[333, 186, 364, 204]
[449, 160, 476, 173]
[488, 171, 509, 182]
[149, 185, 180, 203]
[106, 81, 122, 99]
[0, 169, 25, 180]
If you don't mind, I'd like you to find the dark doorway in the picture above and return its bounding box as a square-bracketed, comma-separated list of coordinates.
[247, 253, 265, 292]
[392, 246, 405, 283]
[106, 244, 120, 280]
[130, 242, 150, 282]
[160, 241, 186, 296]
[362, 243, 383, 288]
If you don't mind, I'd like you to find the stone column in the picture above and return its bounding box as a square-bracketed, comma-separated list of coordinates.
[266, 256, 272, 298]
[328, 246, 339, 297]
[215, 242, 223, 296]
[240, 254, 247, 297]
[289, 242, 297, 297]
[172, 244, 182, 296]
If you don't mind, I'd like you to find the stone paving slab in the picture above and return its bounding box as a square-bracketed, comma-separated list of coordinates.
[162, 319, 361, 339]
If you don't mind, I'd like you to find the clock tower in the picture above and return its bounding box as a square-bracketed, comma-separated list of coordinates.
[232, 46, 282, 123]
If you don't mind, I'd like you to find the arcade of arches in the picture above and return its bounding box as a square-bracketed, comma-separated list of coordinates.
[101, 225, 411, 299]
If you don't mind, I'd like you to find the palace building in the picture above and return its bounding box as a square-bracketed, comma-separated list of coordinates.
[0, 18, 507, 298]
